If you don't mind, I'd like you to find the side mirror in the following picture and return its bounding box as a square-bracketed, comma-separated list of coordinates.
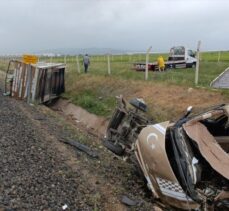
[187, 106, 193, 113]
[175, 106, 193, 126]
[185, 106, 193, 118]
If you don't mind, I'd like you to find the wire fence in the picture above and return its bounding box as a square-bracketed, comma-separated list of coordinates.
[0, 51, 229, 88]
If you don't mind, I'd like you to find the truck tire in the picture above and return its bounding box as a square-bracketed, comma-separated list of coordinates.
[103, 139, 124, 156]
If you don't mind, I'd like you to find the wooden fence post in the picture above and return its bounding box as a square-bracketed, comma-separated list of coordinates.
[145, 46, 152, 80]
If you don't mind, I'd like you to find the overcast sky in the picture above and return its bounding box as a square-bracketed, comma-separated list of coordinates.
[0, 0, 229, 54]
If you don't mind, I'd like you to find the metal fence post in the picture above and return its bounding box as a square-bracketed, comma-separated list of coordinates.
[76, 55, 80, 73]
[107, 54, 111, 75]
[218, 51, 221, 63]
[145, 46, 152, 80]
[195, 40, 201, 85]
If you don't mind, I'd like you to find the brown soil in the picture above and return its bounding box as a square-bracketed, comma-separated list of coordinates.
[50, 98, 108, 136]
[66, 74, 228, 121]
[133, 82, 226, 120]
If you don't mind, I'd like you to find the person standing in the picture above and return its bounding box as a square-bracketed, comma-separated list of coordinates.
[83, 54, 90, 73]
[157, 55, 165, 72]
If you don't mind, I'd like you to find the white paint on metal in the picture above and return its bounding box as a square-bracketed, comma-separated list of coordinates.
[146, 133, 158, 150]
[202, 113, 212, 119]
[156, 177, 193, 201]
[23, 65, 27, 87]
[12, 67, 17, 94]
[14, 65, 19, 94]
[160, 187, 193, 201]
[191, 157, 199, 184]
[147, 133, 158, 143]
[175, 63, 186, 68]
[146, 176, 156, 193]
[33, 63, 64, 69]
[151, 144, 156, 150]
[27, 64, 32, 103]
[18, 66, 23, 98]
[152, 124, 166, 135]
[32, 68, 39, 101]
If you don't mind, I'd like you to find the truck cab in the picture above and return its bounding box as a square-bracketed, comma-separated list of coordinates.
[168, 46, 197, 68]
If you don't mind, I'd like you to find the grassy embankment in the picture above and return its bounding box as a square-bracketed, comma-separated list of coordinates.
[61, 51, 229, 121]
[1, 52, 229, 121]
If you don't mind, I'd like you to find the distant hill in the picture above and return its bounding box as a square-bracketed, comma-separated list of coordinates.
[36, 47, 141, 55]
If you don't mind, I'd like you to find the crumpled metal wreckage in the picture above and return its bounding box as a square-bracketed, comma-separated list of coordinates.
[104, 96, 229, 210]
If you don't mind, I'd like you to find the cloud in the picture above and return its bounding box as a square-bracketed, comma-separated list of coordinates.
[0, 0, 229, 54]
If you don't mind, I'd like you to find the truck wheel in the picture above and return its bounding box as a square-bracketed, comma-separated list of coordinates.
[103, 139, 124, 156]
[192, 62, 196, 68]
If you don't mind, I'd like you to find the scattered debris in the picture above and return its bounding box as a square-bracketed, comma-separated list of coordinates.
[3, 91, 10, 96]
[33, 116, 46, 121]
[62, 204, 68, 210]
[188, 87, 193, 93]
[61, 139, 99, 159]
[104, 96, 229, 210]
[0, 88, 156, 210]
[153, 206, 163, 211]
[120, 195, 138, 206]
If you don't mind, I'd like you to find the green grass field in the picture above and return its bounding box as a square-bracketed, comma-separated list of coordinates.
[46, 51, 229, 87]
[1, 51, 229, 88]
[0, 51, 228, 118]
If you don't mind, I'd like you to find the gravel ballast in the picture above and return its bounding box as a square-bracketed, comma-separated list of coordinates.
[0, 83, 155, 211]
[0, 91, 93, 210]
